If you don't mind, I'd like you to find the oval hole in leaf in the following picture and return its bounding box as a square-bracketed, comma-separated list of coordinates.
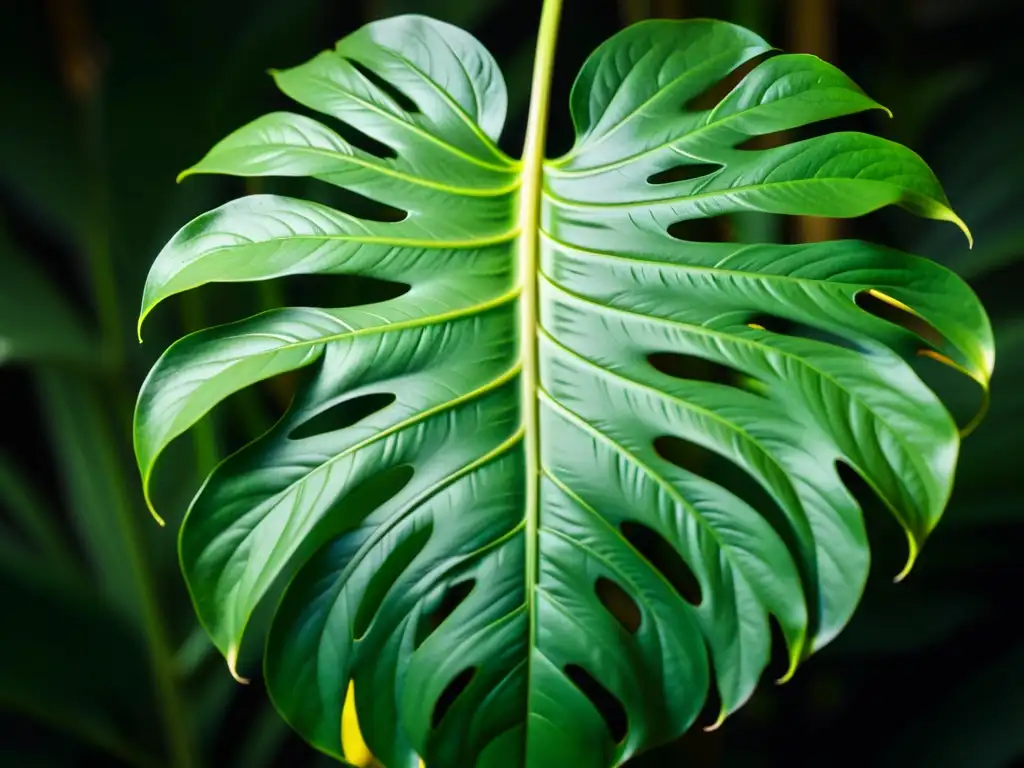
[854, 289, 945, 348]
[620, 521, 702, 606]
[280, 272, 410, 308]
[564, 664, 628, 743]
[325, 186, 408, 222]
[182, 275, 409, 333]
[345, 57, 421, 114]
[912, 352, 986, 434]
[653, 435, 718, 474]
[353, 521, 433, 640]
[647, 162, 723, 185]
[414, 579, 476, 649]
[269, 180, 407, 223]
[747, 313, 863, 352]
[289, 393, 396, 440]
[653, 434, 804, 565]
[854, 291, 984, 431]
[239, 464, 416, 666]
[738, 111, 878, 152]
[735, 131, 789, 152]
[432, 667, 476, 728]
[666, 214, 732, 243]
[649, 352, 737, 385]
[595, 577, 641, 634]
[326, 464, 415, 530]
[648, 352, 766, 396]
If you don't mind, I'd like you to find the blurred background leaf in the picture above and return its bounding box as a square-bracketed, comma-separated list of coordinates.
[0, 226, 97, 367]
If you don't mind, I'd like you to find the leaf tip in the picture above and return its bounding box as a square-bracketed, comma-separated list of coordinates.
[944, 209, 973, 248]
[894, 529, 920, 583]
[175, 168, 193, 184]
[962, 222, 974, 250]
[137, 302, 154, 343]
[143, 478, 166, 527]
[226, 646, 251, 684]
[703, 708, 727, 732]
[775, 655, 800, 686]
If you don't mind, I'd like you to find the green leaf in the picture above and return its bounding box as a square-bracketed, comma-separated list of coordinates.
[134, 11, 992, 767]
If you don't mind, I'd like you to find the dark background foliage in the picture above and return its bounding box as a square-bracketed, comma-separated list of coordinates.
[0, 0, 1020, 765]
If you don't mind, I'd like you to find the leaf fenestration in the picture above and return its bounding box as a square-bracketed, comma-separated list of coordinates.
[134, 12, 993, 768]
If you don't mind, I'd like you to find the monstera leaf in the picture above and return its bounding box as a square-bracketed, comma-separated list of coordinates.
[134, 7, 992, 767]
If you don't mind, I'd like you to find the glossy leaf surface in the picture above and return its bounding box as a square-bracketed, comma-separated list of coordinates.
[135, 12, 993, 767]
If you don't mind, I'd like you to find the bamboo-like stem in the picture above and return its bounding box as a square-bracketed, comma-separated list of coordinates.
[791, 0, 839, 243]
[618, 0, 686, 23]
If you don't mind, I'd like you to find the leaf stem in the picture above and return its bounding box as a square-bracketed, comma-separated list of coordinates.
[519, 0, 562, 758]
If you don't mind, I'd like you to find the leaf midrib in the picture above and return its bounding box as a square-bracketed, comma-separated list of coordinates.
[517, 0, 563, 758]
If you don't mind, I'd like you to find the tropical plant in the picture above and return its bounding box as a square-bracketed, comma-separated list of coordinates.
[133, 3, 992, 767]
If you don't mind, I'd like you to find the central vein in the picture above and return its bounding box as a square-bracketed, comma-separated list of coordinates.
[518, 0, 563, 750]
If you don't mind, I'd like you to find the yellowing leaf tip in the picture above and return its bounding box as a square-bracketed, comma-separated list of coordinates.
[143, 478, 166, 527]
[703, 707, 726, 732]
[894, 529, 920, 583]
[137, 303, 154, 343]
[942, 209, 973, 248]
[959, 219, 974, 250]
[775, 656, 800, 686]
[226, 646, 251, 685]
